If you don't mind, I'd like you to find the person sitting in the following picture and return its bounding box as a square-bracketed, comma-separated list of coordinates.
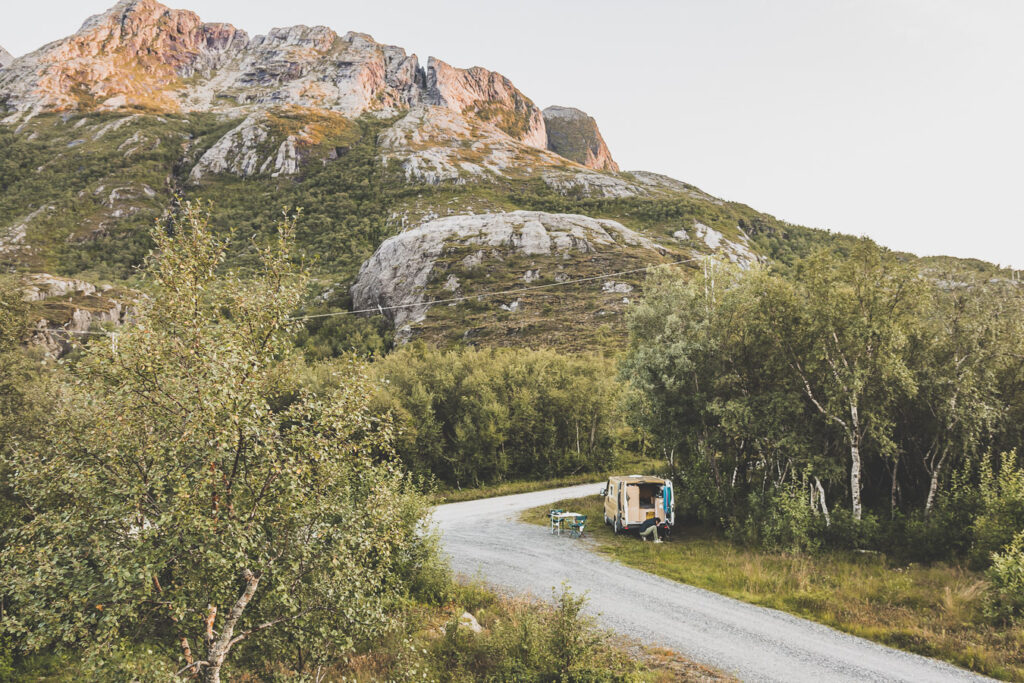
[638, 516, 663, 543]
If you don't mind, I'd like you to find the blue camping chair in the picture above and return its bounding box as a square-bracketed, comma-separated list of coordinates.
[569, 515, 587, 538]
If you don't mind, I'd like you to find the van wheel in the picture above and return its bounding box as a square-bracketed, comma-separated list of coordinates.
[604, 513, 610, 525]
[613, 516, 622, 534]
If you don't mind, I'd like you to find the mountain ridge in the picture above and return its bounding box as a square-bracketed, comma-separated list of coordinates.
[0, 1, 1011, 356]
[0, 0, 616, 171]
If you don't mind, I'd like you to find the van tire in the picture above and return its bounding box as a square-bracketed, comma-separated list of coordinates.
[613, 516, 622, 535]
[604, 513, 610, 525]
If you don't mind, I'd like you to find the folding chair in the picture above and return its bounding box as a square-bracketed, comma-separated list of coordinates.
[569, 514, 587, 538]
[548, 509, 564, 534]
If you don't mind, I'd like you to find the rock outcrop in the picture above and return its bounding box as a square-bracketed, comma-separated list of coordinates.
[189, 111, 297, 180]
[0, 0, 548, 149]
[672, 221, 760, 269]
[0, 46, 13, 69]
[426, 58, 547, 149]
[378, 105, 569, 185]
[22, 274, 134, 358]
[543, 106, 618, 172]
[351, 210, 665, 330]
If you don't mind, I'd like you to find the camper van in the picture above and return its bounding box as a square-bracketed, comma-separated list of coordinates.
[602, 475, 674, 535]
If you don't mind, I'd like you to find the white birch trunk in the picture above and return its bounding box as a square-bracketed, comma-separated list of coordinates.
[849, 400, 863, 521]
[924, 446, 949, 517]
[814, 476, 831, 526]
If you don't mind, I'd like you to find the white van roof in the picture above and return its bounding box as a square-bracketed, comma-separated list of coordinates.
[607, 475, 668, 484]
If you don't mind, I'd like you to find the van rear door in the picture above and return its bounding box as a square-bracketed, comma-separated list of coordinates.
[663, 479, 674, 525]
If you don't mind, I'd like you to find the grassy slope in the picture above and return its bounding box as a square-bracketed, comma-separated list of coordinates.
[522, 494, 1024, 681]
[0, 110, 879, 354]
[4, 110, 1014, 354]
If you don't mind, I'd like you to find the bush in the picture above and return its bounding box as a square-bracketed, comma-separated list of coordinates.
[985, 531, 1024, 623]
[735, 480, 823, 553]
[898, 466, 981, 562]
[822, 508, 883, 551]
[972, 451, 1024, 567]
[425, 588, 641, 682]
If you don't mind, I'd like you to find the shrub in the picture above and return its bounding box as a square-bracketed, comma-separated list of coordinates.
[425, 588, 640, 682]
[985, 531, 1024, 623]
[822, 508, 882, 551]
[899, 466, 981, 562]
[736, 480, 823, 553]
[972, 451, 1024, 567]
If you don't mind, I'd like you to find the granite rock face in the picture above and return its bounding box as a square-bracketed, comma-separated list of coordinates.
[0, 0, 547, 150]
[543, 105, 618, 172]
[672, 221, 761, 269]
[0, 46, 13, 69]
[351, 211, 665, 330]
[426, 57, 547, 149]
[21, 273, 134, 358]
[0, 0, 246, 112]
[188, 111, 309, 180]
[0, 1, 632, 191]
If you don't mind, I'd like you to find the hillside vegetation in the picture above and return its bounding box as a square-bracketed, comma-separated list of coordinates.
[0, 206, 676, 681]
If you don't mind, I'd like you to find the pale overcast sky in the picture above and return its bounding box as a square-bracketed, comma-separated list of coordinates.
[4, 1, 1023, 268]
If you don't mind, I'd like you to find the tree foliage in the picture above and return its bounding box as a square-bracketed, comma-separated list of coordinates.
[624, 242, 1024, 559]
[0, 203, 430, 681]
[375, 345, 628, 488]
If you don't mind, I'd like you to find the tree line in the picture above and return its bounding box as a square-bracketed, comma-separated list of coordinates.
[622, 242, 1024, 569]
[373, 345, 628, 489]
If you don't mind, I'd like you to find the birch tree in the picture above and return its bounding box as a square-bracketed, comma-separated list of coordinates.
[912, 275, 1006, 514]
[761, 242, 925, 520]
[0, 204, 429, 681]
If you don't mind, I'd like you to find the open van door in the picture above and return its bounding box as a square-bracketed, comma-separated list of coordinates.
[663, 479, 674, 526]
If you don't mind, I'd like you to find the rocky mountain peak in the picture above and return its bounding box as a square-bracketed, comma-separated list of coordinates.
[0, 0, 245, 112]
[542, 105, 618, 172]
[0, 1, 623, 192]
[0, 0, 555, 153]
[0, 46, 13, 69]
[425, 57, 547, 149]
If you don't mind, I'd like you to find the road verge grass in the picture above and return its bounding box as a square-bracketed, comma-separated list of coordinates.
[522, 494, 1024, 681]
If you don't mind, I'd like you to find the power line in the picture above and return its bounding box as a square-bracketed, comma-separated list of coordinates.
[290, 256, 702, 322]
[36, 327, 113, 336]
[33, 255, 705, 334]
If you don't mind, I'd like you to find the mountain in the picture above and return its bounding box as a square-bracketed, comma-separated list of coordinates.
[0, 1, 1003, 356]
[0, 46, 12, 69]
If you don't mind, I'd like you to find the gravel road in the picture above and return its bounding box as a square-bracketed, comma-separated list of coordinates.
[434, 483, 987, 682]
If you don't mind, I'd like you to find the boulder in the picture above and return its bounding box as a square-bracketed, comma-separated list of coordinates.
[351, 210, 665, 330]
